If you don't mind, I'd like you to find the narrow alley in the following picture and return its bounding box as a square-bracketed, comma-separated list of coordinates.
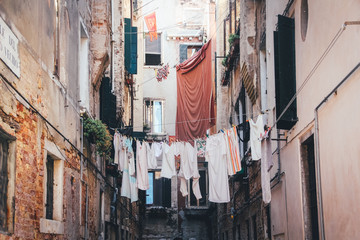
[0, 0, 359, 239]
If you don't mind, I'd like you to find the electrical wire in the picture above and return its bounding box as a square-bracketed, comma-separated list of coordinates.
[0, 74, 116, 190]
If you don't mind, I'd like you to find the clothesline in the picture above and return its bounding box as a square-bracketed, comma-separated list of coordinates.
[110, 110, 269, 134]
[114, 113, 272, 204]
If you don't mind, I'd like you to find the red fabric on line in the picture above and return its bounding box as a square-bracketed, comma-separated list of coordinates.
[175, 40, 215, 141]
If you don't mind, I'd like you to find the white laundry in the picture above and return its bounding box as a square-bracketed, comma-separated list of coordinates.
[146, 142, 157, 169]
[178, 142, 193, 180]
[249, 114, 265, 161]
[179, 177, 188, 197]
[113, 132, 121, 165]
[205, 133, 230, 203]
[121, 139, 138, 202]
[160, 143, 176, 179]
[261, 129, 273, 205]
[261, 138, 272, 205]
[153, 142, 163, 159]
[136, 140, 149, 190]
[118, 136, 127, 172]
[192, 177, 202, 200]
[178, 142, 202, 199]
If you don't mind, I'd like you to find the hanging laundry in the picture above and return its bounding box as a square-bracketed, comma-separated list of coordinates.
[160, 143, 176, 179]
[195, 138, 206, 157]
[146, 142, 157, 169]
[156, 63, 170, 82]
[176, 40, 215, 141]
[121, 137, 138, 202]
[118, 135, 127, 172]
[249, 114, 265, 161]
[178, 142, 202, 200]
[224, 128, 241, 175]
[113, 131, 121, 165]
[261, 128, 273, 204]
[136, 140, 149, 190]
[153, 142, 163, 167]
[262, 129, 274, 171]
[205, 133, 230, 203]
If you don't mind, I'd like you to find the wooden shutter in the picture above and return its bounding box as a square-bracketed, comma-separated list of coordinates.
[46, 157, 54, 219]
[130, 26, 138, 74]
[124, 18, 131, 73]
[274, 15, 298, 130]
[0, 141, 8, 231]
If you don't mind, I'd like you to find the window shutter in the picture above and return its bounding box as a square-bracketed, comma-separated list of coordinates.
[274, 15, 298, 130]
[0, 142, 8, 231]
[124, 18, 131, 73]
[100, 77, 117, 128]
[130, 26, 138, 74]
[179, 44, 188, 63]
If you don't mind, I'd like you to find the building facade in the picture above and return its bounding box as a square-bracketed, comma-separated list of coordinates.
[215, 0, 360, 239]
[0, 0, 140, 239]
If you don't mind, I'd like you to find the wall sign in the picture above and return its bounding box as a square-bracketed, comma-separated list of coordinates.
[0, 16, 20, 78]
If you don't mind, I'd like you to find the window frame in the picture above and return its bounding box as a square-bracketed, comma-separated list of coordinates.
[40, 140, 64, 235]
[0, 130, 16, 234]
[143, 98, 165, 134]
[144, 33, 162, 66]
[146, 170, 171, 208]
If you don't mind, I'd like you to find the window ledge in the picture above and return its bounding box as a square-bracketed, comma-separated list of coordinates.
[144, 65, 162, 69]
[40, 218, 64, 234]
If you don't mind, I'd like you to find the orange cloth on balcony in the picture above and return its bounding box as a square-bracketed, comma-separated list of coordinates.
[175, 40, 215, 141]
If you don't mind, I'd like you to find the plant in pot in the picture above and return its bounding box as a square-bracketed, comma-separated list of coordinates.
[83, 116, 113, 163]
[228, 33, 240, 45]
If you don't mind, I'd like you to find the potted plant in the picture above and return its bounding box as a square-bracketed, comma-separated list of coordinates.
[228, 33, 240, 45]
[83, 116, 113, 162]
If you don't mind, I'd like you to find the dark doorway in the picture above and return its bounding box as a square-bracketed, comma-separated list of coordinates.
[301, 135, 319, 240]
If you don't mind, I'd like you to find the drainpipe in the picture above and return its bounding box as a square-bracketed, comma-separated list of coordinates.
[314, 62, 360, 240]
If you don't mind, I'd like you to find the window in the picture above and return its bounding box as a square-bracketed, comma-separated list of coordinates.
[274, 15, 297, 130]
[301, 135, 319, 240]
[40, 140, 64, 234]
[144, 99, 164, 134]
[179, 44, 201, 63]
[146, 171, 171, 207]
[145, 33, 161, 66]
[46, 156, 54, 219]
[0, 130, 15, 233]
[188, 169, 208, 207]
[79, 20, 89, 110]
[54, 0, 60, 76]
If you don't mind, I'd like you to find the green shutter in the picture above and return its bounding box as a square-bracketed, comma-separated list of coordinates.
[130, 26, 137, 74]
[274, 15, 298, 130]
[124, 18, 131, 73]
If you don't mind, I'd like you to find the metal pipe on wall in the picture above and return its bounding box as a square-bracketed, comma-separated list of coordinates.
[314, 62, 360, 240]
